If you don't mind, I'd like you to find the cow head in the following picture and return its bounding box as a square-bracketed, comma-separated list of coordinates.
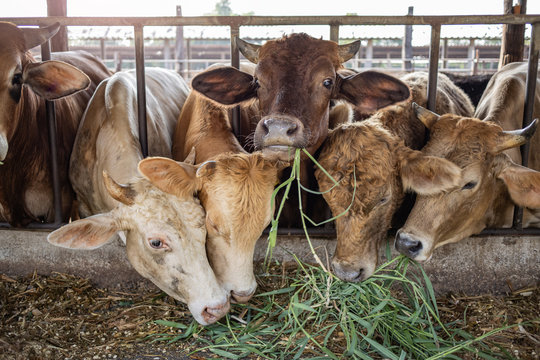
[143, 152, 285, 303]
[316, 121, 461, 282]
[191, 33, 410, 160]
[0, 22, 90, 161]
[396, 104, 540, 261]
[48, 161, 230, 325]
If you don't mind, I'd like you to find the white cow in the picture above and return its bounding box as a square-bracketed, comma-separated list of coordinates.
[48, 68, 230, 325]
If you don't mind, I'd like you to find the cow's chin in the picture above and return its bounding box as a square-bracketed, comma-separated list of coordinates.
[262, 145, 297, 161]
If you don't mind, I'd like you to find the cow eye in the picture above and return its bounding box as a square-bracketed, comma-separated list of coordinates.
[323, 78, 333, 89]
[12, 73, 22, 86]
[148, 237, 167, 249]
[253, 78, 260, 89]
[461, 181, 477, 190]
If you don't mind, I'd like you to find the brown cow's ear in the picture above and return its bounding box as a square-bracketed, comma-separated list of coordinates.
[47, 214, 119, 250]
[23, 60, 91, 100]
[400, 150, 462, 195]
[138, 157, 199, 198]
[196, 160, 217, 179]
[497, 161, 540, 209]
[191, 67, 257, 105]
[337, 70, 410, 114]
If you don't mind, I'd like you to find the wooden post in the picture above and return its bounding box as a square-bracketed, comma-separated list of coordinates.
[175, 5, 185, 74]
[499, 0, 527, 69]
[442, 38, 448, 70]
[468, 38, 476, 74]
[365, 39, 373, 68]
[46, 0, 68, 52]
[402, 6, 413, 72]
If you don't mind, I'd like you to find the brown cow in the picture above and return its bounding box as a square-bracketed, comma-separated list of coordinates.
[396, 62, 540, 261]
[190, 33, 410, 227]
[0, 22, 112, 226]
[170, 89, 285, 303]
[316, 72, 474, 282]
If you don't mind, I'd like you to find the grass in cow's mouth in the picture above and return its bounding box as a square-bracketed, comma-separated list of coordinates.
[150, 148, 523, 359]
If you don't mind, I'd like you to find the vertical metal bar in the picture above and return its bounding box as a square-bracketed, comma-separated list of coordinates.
[426, 23, 441, 111]
[329, 24, 339, 43]
[512, 22, 539, 229]
[134, 24, 148, 158]
[41, 38, 63, 224]
[230, 25, 241, 137]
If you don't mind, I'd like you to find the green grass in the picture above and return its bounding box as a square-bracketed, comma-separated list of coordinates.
[151, 148, 516, 359]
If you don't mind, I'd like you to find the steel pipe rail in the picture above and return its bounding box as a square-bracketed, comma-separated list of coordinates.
[1, 15, 539, 238]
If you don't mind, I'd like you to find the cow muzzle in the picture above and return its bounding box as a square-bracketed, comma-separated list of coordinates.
[331, 258, 374, 283]
[395, 230, 426, 260]
[199, 299, 231, 325]
[231, 289, 256, 304]
[255, 116, 305, 160]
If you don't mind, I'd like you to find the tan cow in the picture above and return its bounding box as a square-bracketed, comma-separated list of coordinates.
[48, 69, 230, 325]
[168, 89, 285, 304]
[396, 63, 540, 261]
[0, 22, 112, 226]
[316, 72, 474, 282]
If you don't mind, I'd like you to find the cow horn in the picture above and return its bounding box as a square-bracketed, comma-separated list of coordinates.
[413, 102, 440, 129]
[495, 118, 538, 153]
[236, 37, 260, 64]
[22, 22, 61, 51]
[184, 147, 196, 165]
[338, 40, 361, 62]
[102, 171, 136, 206]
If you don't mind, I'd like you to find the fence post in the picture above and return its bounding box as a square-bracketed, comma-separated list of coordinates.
[402, 6, 413, 72]
[134, 24, 148, 158]
[427, 23, 441, 111]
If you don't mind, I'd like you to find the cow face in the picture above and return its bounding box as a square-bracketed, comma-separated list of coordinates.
[195, 153, 284, 303]
[396, 106, 540, 261]
[0, 22, 90, 161]
[191, 33, 410, 160]
[316, 122, 461, 282]
[48, 161, 230, 326]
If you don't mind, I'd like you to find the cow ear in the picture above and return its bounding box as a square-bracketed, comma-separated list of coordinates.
[497, 162, 540, 209]
[23, 60, 91, 100]
[338, 71, 410, 114]
[138, 157, 199, 197]
[196, 160, 217, 179]
[47, 214, 118, 250]
[191, 67, 257, 105]
[400, 150, 462, 195]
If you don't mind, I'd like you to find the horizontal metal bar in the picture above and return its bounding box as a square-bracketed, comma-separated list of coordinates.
[2, 14, 540, 27]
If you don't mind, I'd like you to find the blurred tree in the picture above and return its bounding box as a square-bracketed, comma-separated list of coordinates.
[204, 0, 254, 16]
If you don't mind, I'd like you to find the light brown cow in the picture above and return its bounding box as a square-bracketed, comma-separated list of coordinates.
[396, 63, 540, 261]
[0, 22, 112, 226]
[316, 72, 474, 282]
[170, 89, 285, 303]
[48, 69, 230, 325]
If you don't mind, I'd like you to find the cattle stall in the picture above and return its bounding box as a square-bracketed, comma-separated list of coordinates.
[0, 14, 539, 295]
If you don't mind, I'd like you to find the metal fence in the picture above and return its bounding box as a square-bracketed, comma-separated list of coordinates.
[1, 14, 539, 237]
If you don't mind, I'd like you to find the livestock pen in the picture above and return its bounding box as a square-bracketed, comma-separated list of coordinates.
[0, 12, 539, 359]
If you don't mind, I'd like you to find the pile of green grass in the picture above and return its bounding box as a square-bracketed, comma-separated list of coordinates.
[152, 149, 514, 359]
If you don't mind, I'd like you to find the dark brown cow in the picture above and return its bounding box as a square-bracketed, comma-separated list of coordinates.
[191, 33, 410, 226]
[316, 72, 474, 282]
[396, 62, 540, 261]
[0, 22, 112, 226]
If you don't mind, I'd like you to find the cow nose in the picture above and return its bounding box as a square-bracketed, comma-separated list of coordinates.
[395, 230, 423, 258]
[262, 117, 299, 144]
[331, 260, 366, 283]
[230, 289, 255, 304]
[201, 300, 231, 324]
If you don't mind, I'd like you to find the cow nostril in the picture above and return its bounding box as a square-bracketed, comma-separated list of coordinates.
[286, 123, 298, 136]
[231, 290, 255, 304]
[396, 231, 423, 257]
[262, 119, 271, 134]
[351, 268, 365, 283]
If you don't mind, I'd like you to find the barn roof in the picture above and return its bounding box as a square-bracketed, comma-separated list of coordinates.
[66, 23, 516, 44]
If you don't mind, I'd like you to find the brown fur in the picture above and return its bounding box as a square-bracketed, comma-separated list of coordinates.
[316, 71, 472, 281]
[0, 39, 111, 225]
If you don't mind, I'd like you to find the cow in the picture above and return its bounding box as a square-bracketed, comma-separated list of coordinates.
[0, 22, 112, 226]
[316, 72, 474, 282]
[396, 62, 540, 261]
[190, 33, 411, 227]
[47, 69, 230, 325]
[170, 87, 286, 304]
[442, 72, 493, 107]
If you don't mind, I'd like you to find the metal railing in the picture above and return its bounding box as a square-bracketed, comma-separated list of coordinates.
[1, 14, 539, 237]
